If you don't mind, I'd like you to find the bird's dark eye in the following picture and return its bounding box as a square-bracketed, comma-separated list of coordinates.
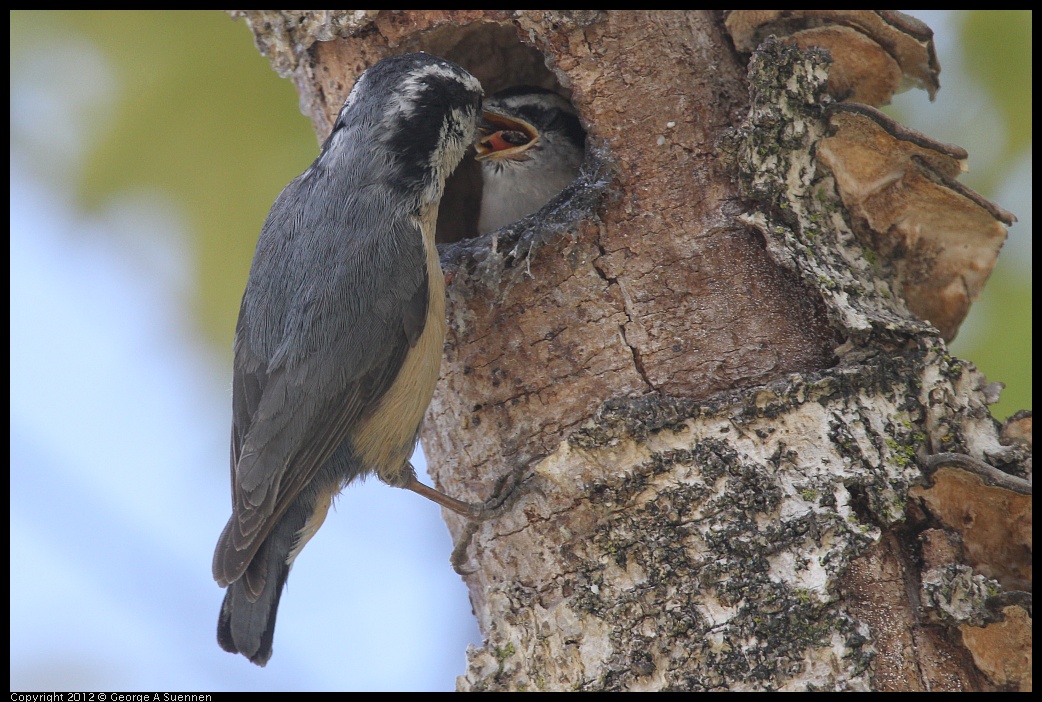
[500, 130, 531, 146]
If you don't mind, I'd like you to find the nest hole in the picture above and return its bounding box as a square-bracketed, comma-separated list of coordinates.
[401, 22, 586, 244]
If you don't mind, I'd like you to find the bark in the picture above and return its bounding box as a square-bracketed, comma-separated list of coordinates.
[232, 10, 1030, 691]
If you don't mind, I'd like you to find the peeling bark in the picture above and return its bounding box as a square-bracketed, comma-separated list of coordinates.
[232, 10, 1030, 691]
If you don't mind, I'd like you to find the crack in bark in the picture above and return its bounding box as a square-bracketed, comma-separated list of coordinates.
[591, 243, 655, 391]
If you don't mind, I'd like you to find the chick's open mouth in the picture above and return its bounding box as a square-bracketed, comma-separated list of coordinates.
[475, 110, 540, 161]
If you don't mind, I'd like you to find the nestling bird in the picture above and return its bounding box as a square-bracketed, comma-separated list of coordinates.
[212, 53, 484, 666]
[476, 86, 586, 235]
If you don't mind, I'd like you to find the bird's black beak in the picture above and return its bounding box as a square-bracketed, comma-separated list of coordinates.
[475, 109, 540, 161]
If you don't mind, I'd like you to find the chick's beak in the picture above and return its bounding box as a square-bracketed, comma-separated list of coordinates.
[475, 110, 540, 161]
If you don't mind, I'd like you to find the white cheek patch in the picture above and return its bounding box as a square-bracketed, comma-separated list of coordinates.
[419, 105, 478, 204]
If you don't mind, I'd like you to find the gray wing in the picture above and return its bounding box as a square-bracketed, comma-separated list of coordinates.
[213, 176, 430, 587]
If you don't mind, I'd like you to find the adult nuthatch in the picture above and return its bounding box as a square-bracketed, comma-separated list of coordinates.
[476, 86, 586, 235]
[212, 53, 483, 666]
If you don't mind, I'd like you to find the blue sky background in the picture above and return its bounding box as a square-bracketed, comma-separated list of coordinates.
[10, 10, 1030, 692]
[10, 171, 482, 691]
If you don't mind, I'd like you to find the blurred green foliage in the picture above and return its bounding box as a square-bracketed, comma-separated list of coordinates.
[10, 11, 1030, 419]
[12, 10, 318, 351]
[963, 10, 1032, 165]
[949, 11, 1032, 419]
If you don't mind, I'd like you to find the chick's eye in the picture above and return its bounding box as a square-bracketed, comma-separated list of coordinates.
[501, 130, 530, 146]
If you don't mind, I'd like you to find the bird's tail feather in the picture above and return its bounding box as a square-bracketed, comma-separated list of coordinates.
[216, 511, 302, 666]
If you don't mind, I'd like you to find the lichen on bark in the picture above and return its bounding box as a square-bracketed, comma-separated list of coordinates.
[458, 31, 1027, 693]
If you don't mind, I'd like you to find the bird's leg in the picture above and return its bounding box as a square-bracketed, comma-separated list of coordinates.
[401, 463, 520, 521]
[403, 477, 484, 518]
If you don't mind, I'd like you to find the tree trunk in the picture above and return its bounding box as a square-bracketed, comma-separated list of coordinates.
[233, 10, 1031, 691]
